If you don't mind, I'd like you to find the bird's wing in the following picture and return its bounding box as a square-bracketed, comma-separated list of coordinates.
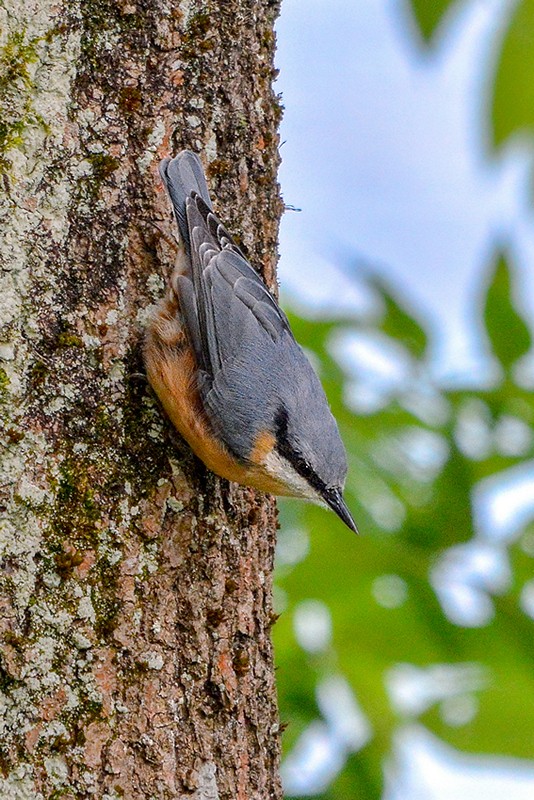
[183, 194, 292, 373]
[179, 194, 295, 459]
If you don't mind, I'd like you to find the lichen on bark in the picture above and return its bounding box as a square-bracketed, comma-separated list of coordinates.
[0, 0, 283, 797]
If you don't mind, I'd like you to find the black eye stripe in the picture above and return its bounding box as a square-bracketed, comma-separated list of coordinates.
[274, 406, 327, 495]
[274, 405, 289, 439]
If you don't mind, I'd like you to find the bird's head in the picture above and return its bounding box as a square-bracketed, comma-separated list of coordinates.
[260, 404, 358, 534]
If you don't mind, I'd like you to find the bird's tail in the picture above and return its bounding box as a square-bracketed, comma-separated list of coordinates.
[158, 151, 213, 254]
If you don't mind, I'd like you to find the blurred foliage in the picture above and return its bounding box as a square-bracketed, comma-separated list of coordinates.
[274, 5, 534, 797]
[370, 275, 428, 359]
[411, 0, 534, 147]
[492, 0, 534, 147]
[483, 251, 532, 372]
[408, 0, 458, 42]
[275, 255, 534, 799]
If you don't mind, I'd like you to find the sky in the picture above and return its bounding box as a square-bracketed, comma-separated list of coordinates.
[274, 0, 534, 797]
[275, 0, 534, 382]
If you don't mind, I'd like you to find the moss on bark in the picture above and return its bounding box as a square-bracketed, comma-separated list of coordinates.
[0, 0, 283, 797]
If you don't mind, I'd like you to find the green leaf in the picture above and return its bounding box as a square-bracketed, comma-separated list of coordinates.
[492, 0, 534, 146]
[371, 277, 428, 359]
[483, 251, 532, 370]
[276, 275, 534, 798]
[408, 0, 457, 43]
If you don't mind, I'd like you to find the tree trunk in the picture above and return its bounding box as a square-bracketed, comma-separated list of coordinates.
[0, 1, 283, 797]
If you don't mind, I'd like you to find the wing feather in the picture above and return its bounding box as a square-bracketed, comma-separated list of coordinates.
[183, 195, 291, 380]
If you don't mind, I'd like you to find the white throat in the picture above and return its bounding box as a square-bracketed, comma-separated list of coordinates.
[263, 450, 324, 504]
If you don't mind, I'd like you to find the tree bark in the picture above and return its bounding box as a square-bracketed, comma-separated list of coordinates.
[0, 1, 283, 798]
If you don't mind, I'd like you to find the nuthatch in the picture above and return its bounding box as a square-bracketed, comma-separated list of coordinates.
[144, 151, 357, 533]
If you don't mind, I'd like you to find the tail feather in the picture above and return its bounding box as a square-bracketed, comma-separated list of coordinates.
[159, 151, 213, 253]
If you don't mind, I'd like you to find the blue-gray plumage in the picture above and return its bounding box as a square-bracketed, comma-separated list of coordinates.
[145, 151, 357, 533]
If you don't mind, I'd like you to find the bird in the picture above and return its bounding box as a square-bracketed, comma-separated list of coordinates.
[144, 150, 357, 533]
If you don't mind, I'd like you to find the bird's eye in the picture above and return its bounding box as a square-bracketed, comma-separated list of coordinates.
[274, 405, 326, 493]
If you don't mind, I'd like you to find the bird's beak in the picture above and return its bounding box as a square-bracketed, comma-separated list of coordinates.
[323, 487, 359, 534]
